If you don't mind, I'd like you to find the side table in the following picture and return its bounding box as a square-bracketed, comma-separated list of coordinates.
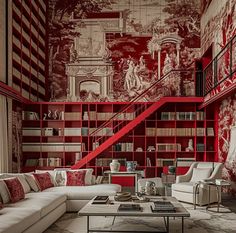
[104, 170, 143, 193]
[161, 173, 176, 196]
[205, 181, 231, 213]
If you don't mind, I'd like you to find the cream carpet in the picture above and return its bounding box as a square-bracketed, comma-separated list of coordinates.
[45, 203, 236, 233]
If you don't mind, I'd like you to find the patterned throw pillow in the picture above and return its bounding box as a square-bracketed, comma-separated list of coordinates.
[33, 172, 54, 191]
[66, 170, 86, 186]
[3, 178, 25, 203]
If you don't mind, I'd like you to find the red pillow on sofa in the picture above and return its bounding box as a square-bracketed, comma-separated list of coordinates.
[4, 177, 25, 203]
[33, 172, 54, 191]
[66, 170, 86, 186]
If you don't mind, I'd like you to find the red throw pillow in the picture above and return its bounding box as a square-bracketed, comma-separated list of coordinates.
[66, 170, 86, 186]
[33, 172, 54, 191]
[4, 178, 25, 203]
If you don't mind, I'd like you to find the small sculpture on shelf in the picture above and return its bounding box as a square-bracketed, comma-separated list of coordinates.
[147, 146, 155, 152]
[186, 139, 194, 152]
[47, 110, 52, 119]
[53, 110, 59, 120]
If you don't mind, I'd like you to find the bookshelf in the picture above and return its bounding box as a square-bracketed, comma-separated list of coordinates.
[11, 0, 47, 101]
[21, 102, 217, 177]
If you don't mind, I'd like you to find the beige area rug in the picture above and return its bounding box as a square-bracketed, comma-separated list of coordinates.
[45, 203, 236, 233]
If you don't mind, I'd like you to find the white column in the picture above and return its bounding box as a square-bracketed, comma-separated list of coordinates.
[157, 46, 161, 79]
[70, 76, 77, 102]
[176, 43, 180, 67]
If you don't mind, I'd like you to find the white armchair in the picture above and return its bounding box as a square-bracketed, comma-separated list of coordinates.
[172, 162, 223, 206]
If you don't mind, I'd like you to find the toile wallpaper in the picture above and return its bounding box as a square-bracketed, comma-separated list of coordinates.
[48, 0, 201, 102]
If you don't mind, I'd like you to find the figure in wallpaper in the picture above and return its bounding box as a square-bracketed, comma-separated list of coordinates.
[162, 54, 173, 75]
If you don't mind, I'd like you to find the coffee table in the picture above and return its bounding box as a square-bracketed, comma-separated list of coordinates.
[79, 196, 190, 233]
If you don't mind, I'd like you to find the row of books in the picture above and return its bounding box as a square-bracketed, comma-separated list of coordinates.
[156, 158, 175, 167]
[113, 143, 134, 152]
[156, 143, 181, 152]
[161, 112, 205, 120]
[25, 157, 62, 167]
[22, 143, 86, 152]
[146, 128, 214, 136]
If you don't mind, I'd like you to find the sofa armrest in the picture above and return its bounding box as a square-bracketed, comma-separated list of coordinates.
[176, 162, 197, 183]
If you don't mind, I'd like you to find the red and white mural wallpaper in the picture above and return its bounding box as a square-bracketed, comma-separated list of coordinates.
[202, 0, 236, 103]
[48, 0, 201, 102]
[218, 94, 236, 194]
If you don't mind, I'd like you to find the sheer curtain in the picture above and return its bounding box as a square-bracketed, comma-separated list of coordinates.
[0, 95, 9, 172]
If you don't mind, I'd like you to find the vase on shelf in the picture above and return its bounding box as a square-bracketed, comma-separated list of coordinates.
[126, 161, 135, 172]
[168, 166, 176, 174]
[110, 159, 120, 172]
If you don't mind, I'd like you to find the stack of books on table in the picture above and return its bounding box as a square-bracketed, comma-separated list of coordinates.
[118, 204, 142, 212]
[151, 201, 176, 212]
[92, 196, 109, 204]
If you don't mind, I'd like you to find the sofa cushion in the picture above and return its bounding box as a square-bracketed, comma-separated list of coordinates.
[43, 184, 121, 200]
[66, 170, 86, 186]
[0, 180, 10, 203]
[35, 170, 57, 186]
[7, 192, 66, 218]
[33, 172, 54, 191]
[190, 168, 212, 183]
[172, 182, 196, 193]
[24, 174, 40, 192]
[4, 177, 25, 203]
[1, 173, 31, 194]
[0, 207, 40, 233]
[54, 168, 94, 186]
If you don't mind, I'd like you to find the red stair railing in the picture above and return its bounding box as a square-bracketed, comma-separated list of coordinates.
[72, 69, 195, 169]
[203, 34, 236, 95]
[90, 69, 195, 145]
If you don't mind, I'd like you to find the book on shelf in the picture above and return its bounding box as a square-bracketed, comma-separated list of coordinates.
[118, 204, 142, 212]
[151, 201, 176, 212]
[207, 128, 214, 136]
[25, 159, 38, 166]
[92, 195, 109, 204]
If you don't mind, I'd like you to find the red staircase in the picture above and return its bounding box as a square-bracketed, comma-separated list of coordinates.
[72, 69, 200, 169]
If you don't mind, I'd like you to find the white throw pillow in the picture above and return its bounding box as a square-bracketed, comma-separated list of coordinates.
[54, 168, 94, 186]
[190, 168, 212, 183]
[24, 174, 40, 192]
[35, 170, 57, 186]
[0, 180, 10, 203]
[1, 174, 31, 194]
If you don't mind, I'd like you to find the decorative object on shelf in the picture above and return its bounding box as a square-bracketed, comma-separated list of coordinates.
[83, 111, 89, 120]
[186, 139, 194, 152]
[53, 110, 58, 120]
[47, 110, 52, 119]
[110, 159, 120, 172]
[168, 166, 176, 174]
[145, 181, 156, 195]
[60, 111, 64, 120]
[126, 161, 136, 172]
[136, 147, 143, 152]
[147, 146, 155, 152]
[43, 113, 47, 120]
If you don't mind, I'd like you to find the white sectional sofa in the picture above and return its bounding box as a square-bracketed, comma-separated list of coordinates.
[0, 171, 121, 233]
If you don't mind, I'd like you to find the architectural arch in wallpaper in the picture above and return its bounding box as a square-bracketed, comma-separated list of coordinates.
[49, 0, 201, 102]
